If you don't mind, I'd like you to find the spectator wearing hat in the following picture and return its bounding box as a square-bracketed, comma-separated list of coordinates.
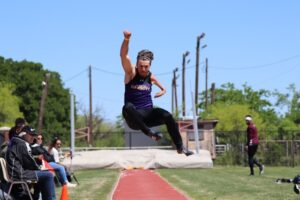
[245, 115, 264, 176]
[6, 125, 56, 200]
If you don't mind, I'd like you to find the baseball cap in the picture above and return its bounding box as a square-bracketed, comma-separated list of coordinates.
[18, 125, 37, 137]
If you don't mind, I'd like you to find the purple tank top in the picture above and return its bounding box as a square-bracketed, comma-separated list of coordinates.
[124, 72, 153, 109]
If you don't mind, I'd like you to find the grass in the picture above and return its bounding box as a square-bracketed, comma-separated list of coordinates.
[55, 169, 119, 200]
[55, 166, 300, 200]
[158, 166, 300, 200]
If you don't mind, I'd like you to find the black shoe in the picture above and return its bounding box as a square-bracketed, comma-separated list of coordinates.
[148, 131, 163, 141]
[277, 178, 293, 183]
[177, 146, 194, 156]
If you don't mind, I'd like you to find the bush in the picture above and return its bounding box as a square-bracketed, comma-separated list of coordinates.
[214, 149, 239, 165]
[262, 142, 284, 166]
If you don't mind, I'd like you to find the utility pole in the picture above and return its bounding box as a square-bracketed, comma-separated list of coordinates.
[182, 51, 189, 117]
[195, 33, 205, 115]
[88, 65, 93, 146]
[205, 58, 208, 111]
[37, 73, 50, 135]
[172, 77, 174, 114]
[70, 92, 75, 158]
[211, 82, 216, 104]
[173, 68, 179, 116]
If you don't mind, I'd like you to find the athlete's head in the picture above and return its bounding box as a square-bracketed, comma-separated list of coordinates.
[136, 49, 154, 78]
[245, 115, 252, 125]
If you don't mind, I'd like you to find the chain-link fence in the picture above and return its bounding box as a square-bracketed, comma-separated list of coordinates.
[214, 130, 300, 167]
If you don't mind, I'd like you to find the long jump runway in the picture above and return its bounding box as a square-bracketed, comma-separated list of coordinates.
[111, 169, 189, 200]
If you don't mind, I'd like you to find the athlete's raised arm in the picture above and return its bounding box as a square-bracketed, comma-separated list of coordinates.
[120, 30, 135, 83]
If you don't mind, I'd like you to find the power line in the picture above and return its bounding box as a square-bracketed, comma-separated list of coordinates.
[92, 66, 123, 76]
[93, 53, 300, 75]
[255, 62, 299, 86]
[210, 53, 300, 70]
[70, 90, 120, 103]
[64, 68, 88, 82]
[63, 53, 300, 82]
[63, 52, 300, 85]
[93, 66, 176, 76]
[157, 62, 206, 76]
[156, 70, 174, 76]
[66, 62, 205, 80]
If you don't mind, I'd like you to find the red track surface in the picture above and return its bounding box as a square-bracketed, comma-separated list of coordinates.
[112, 169, 189, 200]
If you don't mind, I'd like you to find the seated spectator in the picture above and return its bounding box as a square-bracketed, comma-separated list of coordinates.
[31, 134, 76, 188]
[48, 137, 73, 182]
[48, 137, 69, 163]
[6, 125, 56, 200]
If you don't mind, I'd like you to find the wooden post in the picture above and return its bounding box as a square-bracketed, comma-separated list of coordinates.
[173, 68, 179, 116]
[37, 73, 50, 135]
[205, 58, 208, 111]
[182, 51, 189, 117]
[211, 83, 215, 104]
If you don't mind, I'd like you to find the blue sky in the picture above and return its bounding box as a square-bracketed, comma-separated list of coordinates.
[1, 1, 299, 122]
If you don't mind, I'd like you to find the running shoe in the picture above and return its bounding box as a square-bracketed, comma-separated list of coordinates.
[149, 131, 163, 141]
[177, 146, 194, 156]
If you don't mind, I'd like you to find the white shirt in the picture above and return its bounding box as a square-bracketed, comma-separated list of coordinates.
[50, 147, 60, 163]
[25, 142, 32, 155]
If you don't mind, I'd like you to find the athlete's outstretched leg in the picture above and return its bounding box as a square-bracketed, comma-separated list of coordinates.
[144, 108, 193, 156]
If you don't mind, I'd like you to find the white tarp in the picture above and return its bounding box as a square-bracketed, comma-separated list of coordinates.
[62, 149, 213, 170]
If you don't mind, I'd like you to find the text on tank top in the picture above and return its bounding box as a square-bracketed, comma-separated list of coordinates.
[124, 72, 153, 109]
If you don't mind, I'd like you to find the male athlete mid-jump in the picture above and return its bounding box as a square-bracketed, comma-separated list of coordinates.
[120, 30, 193, 156]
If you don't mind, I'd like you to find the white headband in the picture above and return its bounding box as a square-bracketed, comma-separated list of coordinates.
[245, 116, 252, 121]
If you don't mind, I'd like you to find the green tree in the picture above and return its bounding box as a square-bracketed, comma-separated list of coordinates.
[277, 118, 298, 139]
[205, 103, 264, 132]
[0, 82, 23, 126]
[274, 84, 300, 138]
[42, 72, 71, 139]
[0, 56, 70, 138]
[200, 82, 278, 131]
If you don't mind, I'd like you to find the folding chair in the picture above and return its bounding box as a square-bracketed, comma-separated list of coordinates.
[70, 172, 79, 185]
[0, 171, 11, 200]
[0, 158, 36, 200]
